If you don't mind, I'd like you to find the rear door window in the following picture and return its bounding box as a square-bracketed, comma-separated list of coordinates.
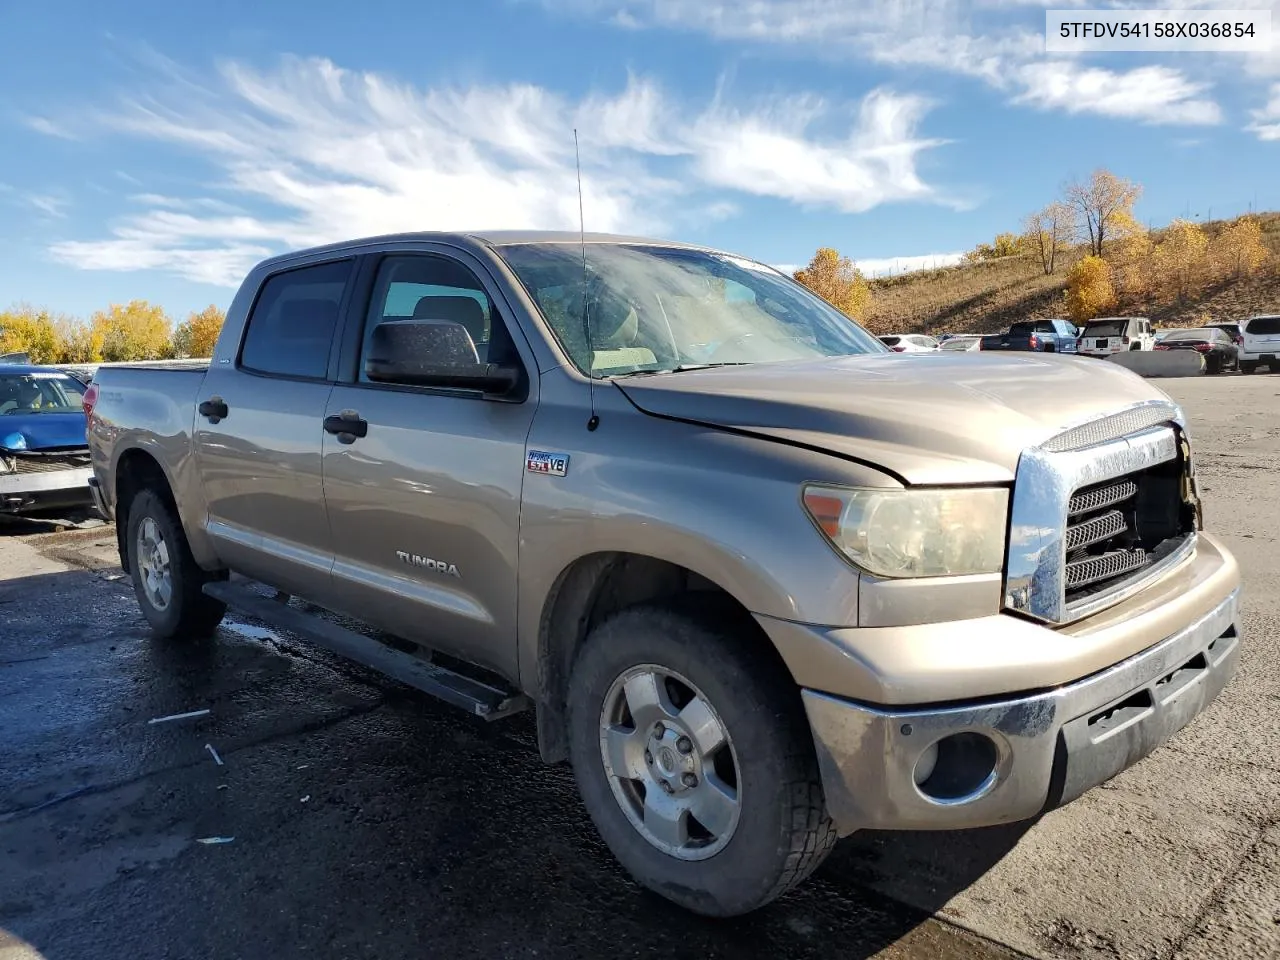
[240, 260, 353, 380]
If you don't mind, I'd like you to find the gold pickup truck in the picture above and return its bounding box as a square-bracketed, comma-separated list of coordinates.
[85, 231, 1241, 916]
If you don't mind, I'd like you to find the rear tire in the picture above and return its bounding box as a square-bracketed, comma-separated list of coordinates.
[566, 602, 837, 917]
[126, 488, 227, 640]
[1242, 361, 1259, 375]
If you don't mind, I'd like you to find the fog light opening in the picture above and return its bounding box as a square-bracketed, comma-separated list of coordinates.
[915, 732, 999, 803]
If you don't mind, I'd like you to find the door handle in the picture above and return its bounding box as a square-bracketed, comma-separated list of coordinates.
[198, 397, 229, 422]
[323, 411, 368, 443]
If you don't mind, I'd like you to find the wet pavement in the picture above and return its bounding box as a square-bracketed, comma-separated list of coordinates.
[2, 374, 1279, 960]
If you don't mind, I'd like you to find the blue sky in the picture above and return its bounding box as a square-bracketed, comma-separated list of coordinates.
[2, 0, 1278, 319]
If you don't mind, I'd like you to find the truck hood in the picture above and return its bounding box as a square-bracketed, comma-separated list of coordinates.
[0, 412, 88, 452]
[614, 352, 1169, 485]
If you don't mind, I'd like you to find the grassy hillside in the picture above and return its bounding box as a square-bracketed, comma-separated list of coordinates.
[864, 212, 1280, 336]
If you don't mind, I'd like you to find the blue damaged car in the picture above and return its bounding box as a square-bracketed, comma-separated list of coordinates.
[0, 364, 93, 516]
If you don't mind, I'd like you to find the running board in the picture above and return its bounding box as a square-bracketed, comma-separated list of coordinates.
[202, 580, 530, 721]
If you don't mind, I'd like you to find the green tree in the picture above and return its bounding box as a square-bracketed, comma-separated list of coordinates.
[1064, 255, 1116, 323]
[793, 247, 872, 319]
[90, 300, 173, 361]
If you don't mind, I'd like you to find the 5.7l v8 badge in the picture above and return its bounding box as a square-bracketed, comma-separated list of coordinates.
[526, 450, 569, 477]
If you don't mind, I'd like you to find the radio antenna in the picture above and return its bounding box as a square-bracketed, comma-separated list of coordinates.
[574, 128, 599, 431]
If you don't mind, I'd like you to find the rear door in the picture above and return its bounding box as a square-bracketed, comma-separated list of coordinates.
[1244, 315, 1280, 360]
[321, 249, 539, 678]
[194, 258, 353, 597]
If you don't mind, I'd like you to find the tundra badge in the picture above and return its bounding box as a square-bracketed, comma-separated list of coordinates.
[527, 450, 569, 477]
[396, 551, 461, 578]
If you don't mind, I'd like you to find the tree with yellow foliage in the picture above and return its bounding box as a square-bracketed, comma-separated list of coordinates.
[0, 304, 63, 363]
[1211, 215, 1269, 280]
[90, 300, 173, 362]
[793, 247, 872, 319]
[172, 305, 226, 358]
[1022, 202, 1076, 275]
[1064, 256, 1116, 324]
[1065, 169, 1142, 257]
[1151, 219, 1209, 304]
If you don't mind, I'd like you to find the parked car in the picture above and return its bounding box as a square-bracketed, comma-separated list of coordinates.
[1239, 314, 1280, 374]
[1076, 317, 1156, 357]
[86, 230, 1242, 918]
[1154, 327, 1240, 374]
[939, 334, 982, 352]
[879, 334, 938, 352]
[1205, 321, 1244, 347]
[979, 318, 1078, 353]
[0, 364, 93, 515]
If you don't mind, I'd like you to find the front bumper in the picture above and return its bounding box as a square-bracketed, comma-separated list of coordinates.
[803, 586, 1241, 835]
[0, 467, 94, 514]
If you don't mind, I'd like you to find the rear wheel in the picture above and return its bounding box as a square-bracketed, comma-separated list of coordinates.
[567, 603, 836, 917]
[126, 488, 227, 640]
[1242, 361, 1259, 375]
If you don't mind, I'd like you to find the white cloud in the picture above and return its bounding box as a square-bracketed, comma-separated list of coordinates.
[537, 0, 1224, 126]
[857, 252, 966, 276]
[25, 116, 77, 140]
[50, 55, 954, 285]
[773, 251, 964, 278]
[28, 194, 70, 218]
[1246, 83, 1280, 140]
[1013, 63, 1221, 125]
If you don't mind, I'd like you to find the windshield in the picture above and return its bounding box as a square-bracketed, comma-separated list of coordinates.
[497, 243, 887, 377]
[0, 372, 86, 415]
[1083, 319, 1129, 337]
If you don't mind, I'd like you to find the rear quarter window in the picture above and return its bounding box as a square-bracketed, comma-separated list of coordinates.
[1245, 316, 1280, 336]
[240, 259, 354, 380]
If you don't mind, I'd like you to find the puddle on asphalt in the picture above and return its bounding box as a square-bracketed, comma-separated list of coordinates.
[222, 621, 280, 642]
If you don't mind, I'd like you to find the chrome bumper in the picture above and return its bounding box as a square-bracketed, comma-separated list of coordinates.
[0, 467, 94, 512]
[803, 587, 1241, 836]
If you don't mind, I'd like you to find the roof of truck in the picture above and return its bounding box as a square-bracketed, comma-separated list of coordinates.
[252, 230, 722, 272]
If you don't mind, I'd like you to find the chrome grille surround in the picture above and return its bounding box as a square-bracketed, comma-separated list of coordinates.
[1005, 400, 1199, 624]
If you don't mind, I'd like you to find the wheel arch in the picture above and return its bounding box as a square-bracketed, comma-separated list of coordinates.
[532, 551, 791, 764]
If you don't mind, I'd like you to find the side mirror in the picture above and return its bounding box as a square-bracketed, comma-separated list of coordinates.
[365, 319, 520, 396]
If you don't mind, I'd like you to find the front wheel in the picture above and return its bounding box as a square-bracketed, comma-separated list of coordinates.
[567, 603, 837, 917]
[126, 488, 227, 640]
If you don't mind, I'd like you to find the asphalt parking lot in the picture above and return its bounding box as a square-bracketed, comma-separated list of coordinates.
[2, 373, 1278, 960]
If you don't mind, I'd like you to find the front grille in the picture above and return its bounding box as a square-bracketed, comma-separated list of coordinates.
[12, 452, 91, 474]
[1063, 456, 1194, 608]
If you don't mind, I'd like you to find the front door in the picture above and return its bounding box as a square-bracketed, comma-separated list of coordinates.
[321, 252, 537, 678]
[194, 258, 354, 598]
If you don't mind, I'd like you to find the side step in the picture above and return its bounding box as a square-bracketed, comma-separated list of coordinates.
[202, 580, 531, 721]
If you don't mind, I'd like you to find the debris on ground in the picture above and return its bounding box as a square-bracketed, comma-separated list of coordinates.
[147, 709, 211, 725]
[205, 744, 224, 766]
[195, 837, 235, 845]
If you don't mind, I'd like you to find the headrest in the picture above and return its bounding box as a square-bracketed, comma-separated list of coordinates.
[412, 295, 485, 333]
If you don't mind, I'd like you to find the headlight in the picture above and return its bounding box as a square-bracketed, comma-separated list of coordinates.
[802, 484, 1009, 578]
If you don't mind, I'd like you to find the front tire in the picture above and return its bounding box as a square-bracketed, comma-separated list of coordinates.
[567, 603, 837, 917]
[126, 488, 227, 640]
